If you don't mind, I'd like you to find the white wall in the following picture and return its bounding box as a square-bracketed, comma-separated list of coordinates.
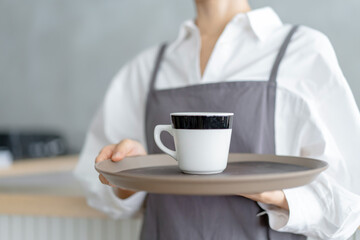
[0, 0, 359, 153]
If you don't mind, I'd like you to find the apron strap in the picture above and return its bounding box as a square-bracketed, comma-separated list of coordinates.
[269, 25, 300, 85]
[149, 43, 168, 91]
[152, 26, 298, 88]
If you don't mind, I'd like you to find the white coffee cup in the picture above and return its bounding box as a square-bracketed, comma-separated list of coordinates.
[154, 112, 233, 174]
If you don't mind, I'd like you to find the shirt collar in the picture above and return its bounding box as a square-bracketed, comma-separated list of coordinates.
[245, 7, 283, 41]
[167, 20, 197, 53]
[168, 7, 283, 52]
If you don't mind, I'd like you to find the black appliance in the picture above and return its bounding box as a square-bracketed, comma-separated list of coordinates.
[0, 131, 67, 160]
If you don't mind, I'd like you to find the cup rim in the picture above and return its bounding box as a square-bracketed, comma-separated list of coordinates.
[170, 112, 234, 116]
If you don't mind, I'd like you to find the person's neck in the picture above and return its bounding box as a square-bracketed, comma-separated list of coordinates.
[194, 0, 251, 36]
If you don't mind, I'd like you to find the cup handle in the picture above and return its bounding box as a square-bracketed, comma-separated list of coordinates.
[154, 125, 177, 160]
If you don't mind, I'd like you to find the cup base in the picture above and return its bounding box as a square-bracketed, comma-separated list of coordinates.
[182, 170, 224, 175]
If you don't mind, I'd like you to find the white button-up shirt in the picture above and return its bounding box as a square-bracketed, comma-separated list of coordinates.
[74, 7, 360, 240]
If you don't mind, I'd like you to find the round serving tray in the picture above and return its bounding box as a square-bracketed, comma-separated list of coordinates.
[95, 153, 328, 195]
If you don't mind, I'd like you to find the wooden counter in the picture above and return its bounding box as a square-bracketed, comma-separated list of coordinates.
[0, 194, 107, 218]
[0, 155, 107, 218]
[0, 155, 78, 178]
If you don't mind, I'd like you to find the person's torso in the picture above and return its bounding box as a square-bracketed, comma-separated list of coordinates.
[140, 26, 305, 240]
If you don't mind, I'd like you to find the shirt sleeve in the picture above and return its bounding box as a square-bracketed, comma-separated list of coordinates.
[261, 106, 360, 239]
[308, 33, 360, 194]
[73, 105, 147, 219]
[73, 47, 157, 219]
[260, 33, 360, 239]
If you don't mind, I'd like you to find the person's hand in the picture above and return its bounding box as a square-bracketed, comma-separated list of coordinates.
[95, 139, 147, 199]
[240, 190, 289, 210]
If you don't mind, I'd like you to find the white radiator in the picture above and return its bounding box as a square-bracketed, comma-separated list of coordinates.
[0, 215, 142, 240]
[0, 215, 359, 240]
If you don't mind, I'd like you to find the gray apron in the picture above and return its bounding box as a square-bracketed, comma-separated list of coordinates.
[141, 25, 305, 240]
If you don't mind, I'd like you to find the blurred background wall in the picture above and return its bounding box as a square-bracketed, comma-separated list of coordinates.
[1, 0, 359, 153]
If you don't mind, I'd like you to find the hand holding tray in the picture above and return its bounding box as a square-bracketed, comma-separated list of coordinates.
[95, 153, 328, 195]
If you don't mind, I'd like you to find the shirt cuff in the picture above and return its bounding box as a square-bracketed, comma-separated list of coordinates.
[257, 202, 290, 230]
[258, 186, 322, 236]
[86, 184, 147, 219]
[258, 186, 314, 234]
[108, 187, 147, 218]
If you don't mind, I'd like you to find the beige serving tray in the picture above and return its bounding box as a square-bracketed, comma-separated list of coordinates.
[95, 153, 328, 195]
